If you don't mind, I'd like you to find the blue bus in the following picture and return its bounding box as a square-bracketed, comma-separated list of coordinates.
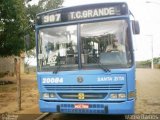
[35, 2, 140, 114]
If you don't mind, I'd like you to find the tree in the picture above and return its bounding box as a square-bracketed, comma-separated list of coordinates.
[26, 0, 63, 22]
[0, 0, 29, 56]
[39, 0, 63, 11]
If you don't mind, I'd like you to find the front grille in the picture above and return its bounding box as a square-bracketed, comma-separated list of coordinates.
[44, 84, 123, 91]
[58, 93, 107, 99]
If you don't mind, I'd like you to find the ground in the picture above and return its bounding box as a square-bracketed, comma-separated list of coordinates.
[0, 69, 160, 115]
[0, 74, 40, 114]
[135, 69, 160, 114]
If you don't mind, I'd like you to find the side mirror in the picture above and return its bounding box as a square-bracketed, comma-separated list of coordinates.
[132, 20, 140, 34]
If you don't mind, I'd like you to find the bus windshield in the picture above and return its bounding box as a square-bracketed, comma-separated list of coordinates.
[38, 20, 132, 72]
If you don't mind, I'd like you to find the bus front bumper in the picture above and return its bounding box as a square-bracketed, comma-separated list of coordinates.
[39, 100, 135, 114]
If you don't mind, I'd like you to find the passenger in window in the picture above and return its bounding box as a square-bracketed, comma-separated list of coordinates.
[67, 47, 74, 57]
[106, 37, 125, 52]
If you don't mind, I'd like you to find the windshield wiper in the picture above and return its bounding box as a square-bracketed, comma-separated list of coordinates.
[53, 55, 110, 73]
[92, 56, 111, 72]
[53, 56, 61, 74]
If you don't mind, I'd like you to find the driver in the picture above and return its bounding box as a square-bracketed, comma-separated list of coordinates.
[106, 37, 125, 52]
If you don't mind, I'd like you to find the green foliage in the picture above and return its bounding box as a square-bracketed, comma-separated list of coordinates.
[39, 0, 63, 11]
[153, 57, 160, 64]
[26, 0, 63, 22]
[0, 0, 28, 56]
[26, 4, 42, 22]
[136, 57, 160, 68]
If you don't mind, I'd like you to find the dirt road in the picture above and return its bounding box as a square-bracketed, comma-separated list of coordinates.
[0, 74, 39, 114]
[135, 69, 160, 114]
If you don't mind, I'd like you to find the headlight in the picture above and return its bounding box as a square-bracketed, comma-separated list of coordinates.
[43, 93, 49, 98]
[49, 93, 56, 98]
[118, 93, 126, 99]
[42, 93, 56, 99]
[110, 93, 118, 99]
[109, 93, 126, 99]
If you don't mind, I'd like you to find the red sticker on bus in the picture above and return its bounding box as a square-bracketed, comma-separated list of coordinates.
[74, 104, 89, 109]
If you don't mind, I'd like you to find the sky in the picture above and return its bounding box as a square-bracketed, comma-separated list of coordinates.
[29, 0, 160, 61]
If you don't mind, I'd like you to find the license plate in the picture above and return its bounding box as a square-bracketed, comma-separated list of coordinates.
[74, 104, 89, 109]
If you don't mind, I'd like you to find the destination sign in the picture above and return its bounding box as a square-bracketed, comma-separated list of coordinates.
[69, 7, 117, 20]
[37, 3, 128, 25]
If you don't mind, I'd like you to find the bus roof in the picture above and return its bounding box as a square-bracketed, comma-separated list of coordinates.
[36, 2, 129, 25]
